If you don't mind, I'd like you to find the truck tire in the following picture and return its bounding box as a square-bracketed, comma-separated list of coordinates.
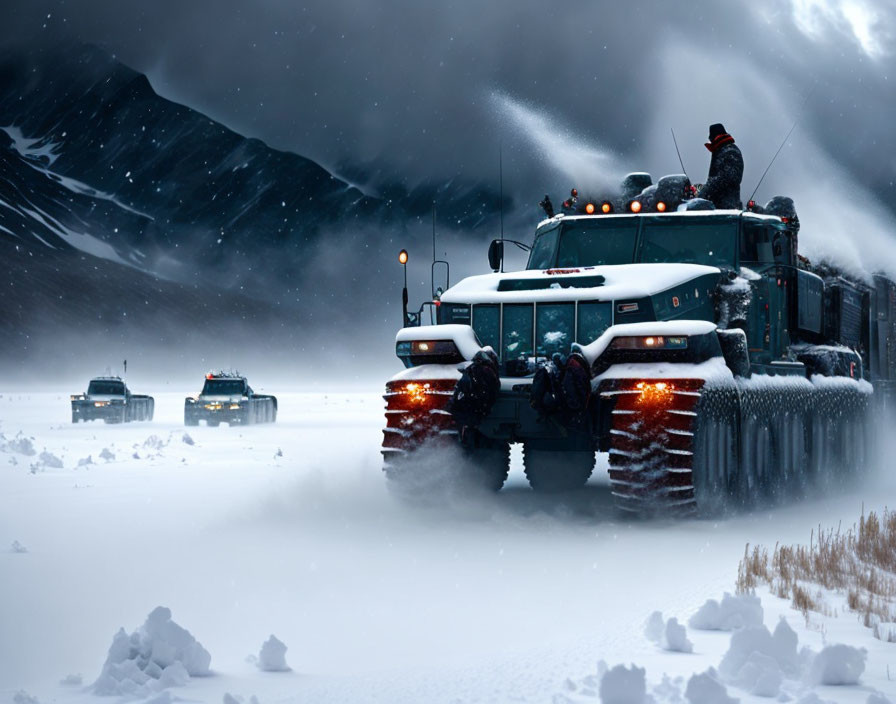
[185, 416, 198, 427]
[523, 444, 595, 492]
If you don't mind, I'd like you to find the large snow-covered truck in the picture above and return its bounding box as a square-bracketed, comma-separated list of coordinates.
[71, 377, 154, 423]
[382, 175, 896, 513]
[184, 373, 277, 426]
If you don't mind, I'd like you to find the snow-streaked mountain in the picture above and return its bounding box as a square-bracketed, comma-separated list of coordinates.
[0, 42, 508, 362]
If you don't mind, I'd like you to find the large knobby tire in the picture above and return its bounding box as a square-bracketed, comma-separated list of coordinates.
[464, 440, 511, 492]
[185, 415, 198, 427]
[522, 444, 595, 492]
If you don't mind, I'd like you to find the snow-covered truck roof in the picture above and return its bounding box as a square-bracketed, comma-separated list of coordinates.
[440, 263, 721, 305]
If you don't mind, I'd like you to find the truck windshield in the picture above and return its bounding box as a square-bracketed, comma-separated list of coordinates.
[639, 220, 737, 268]
[556, 221, 638, 267]
[88, 380, 125, 395]
[202, 379, 246, 396]
[527, 226, 559, 269]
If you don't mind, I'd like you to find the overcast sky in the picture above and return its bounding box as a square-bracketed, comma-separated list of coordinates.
[4, 0, 896, 274]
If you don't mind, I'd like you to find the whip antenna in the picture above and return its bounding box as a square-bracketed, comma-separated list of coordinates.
[671, 128, 688, 180]
[748, 84, 816, 204]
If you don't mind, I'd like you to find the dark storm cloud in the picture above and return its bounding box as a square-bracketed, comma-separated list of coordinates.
[3, 1, 896, 264]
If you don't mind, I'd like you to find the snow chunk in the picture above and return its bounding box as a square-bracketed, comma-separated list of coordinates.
[11, 540, 27, 553]
[77, 455, 94, 467]
[644, 611, 693, 652]
[93, 606, 211, 697]
[807, 644, 866, 686]
[718, 620, 801, 697]
[599, 663, 649, 704]
[99, 448, 115, 462]
[12, 691, 39, 704]
[257, 635, 290, 672]
[182, 433, 195, 446]
[59, 673, 82, 686]
[689, 592, 763, 631]
[684, 669, 738, 704]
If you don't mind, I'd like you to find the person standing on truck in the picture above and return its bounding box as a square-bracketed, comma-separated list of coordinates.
[697, 123, 744, 210]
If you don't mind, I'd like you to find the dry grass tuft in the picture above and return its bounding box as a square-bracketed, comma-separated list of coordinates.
[736, 508, 896, 625]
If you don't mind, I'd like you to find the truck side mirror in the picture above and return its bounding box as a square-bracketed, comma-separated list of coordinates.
[488, 239, 503, 272]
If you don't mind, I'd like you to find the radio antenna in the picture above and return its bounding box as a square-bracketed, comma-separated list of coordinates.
[671, 128, 688, 180]
[748, 84, 816, 204]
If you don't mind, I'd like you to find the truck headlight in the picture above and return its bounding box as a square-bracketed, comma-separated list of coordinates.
[609, 335, 688, 350]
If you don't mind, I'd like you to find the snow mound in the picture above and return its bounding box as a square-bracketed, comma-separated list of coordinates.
[599, 663, 649, 704]
[99, 447, 115, 461]
[807, 644, 866, 686]
[93, 606, 211, 697]
[59, 673, 82, 686]
[77, 455, 94, 466]
[3, 434, 36, 456]
[38, 450, 63, 468]
[11, 540, 27, 553]
[867, 693, 893, 704]
[644, 611, 693, 653]
[689, 592, 763, 631]
[718, 619, 801, 697]
[684, 668, 738, 704]
[12, 691, 39, 704]
[223, 694, 260, 704]
[257, 635, 290, 672]
[182, 433, 195, 446]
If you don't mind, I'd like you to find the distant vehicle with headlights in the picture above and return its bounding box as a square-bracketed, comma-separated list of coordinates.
[71, 377, 154, 424]
[383, 172, 895, 514]
[184, 373, 277, 426]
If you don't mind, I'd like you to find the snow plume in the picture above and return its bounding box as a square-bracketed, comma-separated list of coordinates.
[491, 92, 623, 193]
[648, 37, 896, 282]
[93, 606, 211, 697]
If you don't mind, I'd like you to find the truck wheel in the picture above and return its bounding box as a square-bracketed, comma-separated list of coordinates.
[463, 438, 510, 491]
[523, 444, 595, 492]
[185, 416, 198, 427]
[207, 419, 220, 427]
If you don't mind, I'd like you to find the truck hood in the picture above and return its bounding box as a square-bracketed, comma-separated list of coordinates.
[85, 394, 125, 401]
[197, 395, 245, 402]
[440, 263, 721, 304]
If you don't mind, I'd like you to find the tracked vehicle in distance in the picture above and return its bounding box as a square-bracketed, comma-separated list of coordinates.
[382, 174, 896, 513]
[71, 377, 154, 424]
[185, 372, 277, 427]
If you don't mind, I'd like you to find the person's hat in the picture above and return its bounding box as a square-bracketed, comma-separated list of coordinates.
[709, 123, 727, 140]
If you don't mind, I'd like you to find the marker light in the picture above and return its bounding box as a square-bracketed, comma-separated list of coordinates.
[601, 202, 612, 213]
[656, 201, 667, 212]
[630, 201, 642, 213]
[585, 203, 595, 214]
[398, 249, 409, 264]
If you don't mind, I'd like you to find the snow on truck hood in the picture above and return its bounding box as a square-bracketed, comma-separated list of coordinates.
[440, 263, 721, 304]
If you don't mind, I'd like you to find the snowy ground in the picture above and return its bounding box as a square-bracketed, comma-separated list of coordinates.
[1, 390, 894, 703]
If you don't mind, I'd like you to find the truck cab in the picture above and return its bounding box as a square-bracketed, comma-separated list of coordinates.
[71, 377, 154, 423]
[184, 373, 278, 426]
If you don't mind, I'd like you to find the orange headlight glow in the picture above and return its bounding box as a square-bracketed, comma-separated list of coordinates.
[635, 380, 674, 403]
[404, 382, 431, 403]
[630, 201, 642, 213]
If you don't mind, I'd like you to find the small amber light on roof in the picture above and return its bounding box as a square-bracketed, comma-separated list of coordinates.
[585, 202, 595, 214]
[601, 202, 612, 214]
[656, 201, 667, 212]
[630, 201, 642, 213]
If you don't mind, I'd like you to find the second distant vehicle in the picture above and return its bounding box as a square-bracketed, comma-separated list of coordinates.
[184, 373, 277, 426]
[71, 377, 155, 424]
